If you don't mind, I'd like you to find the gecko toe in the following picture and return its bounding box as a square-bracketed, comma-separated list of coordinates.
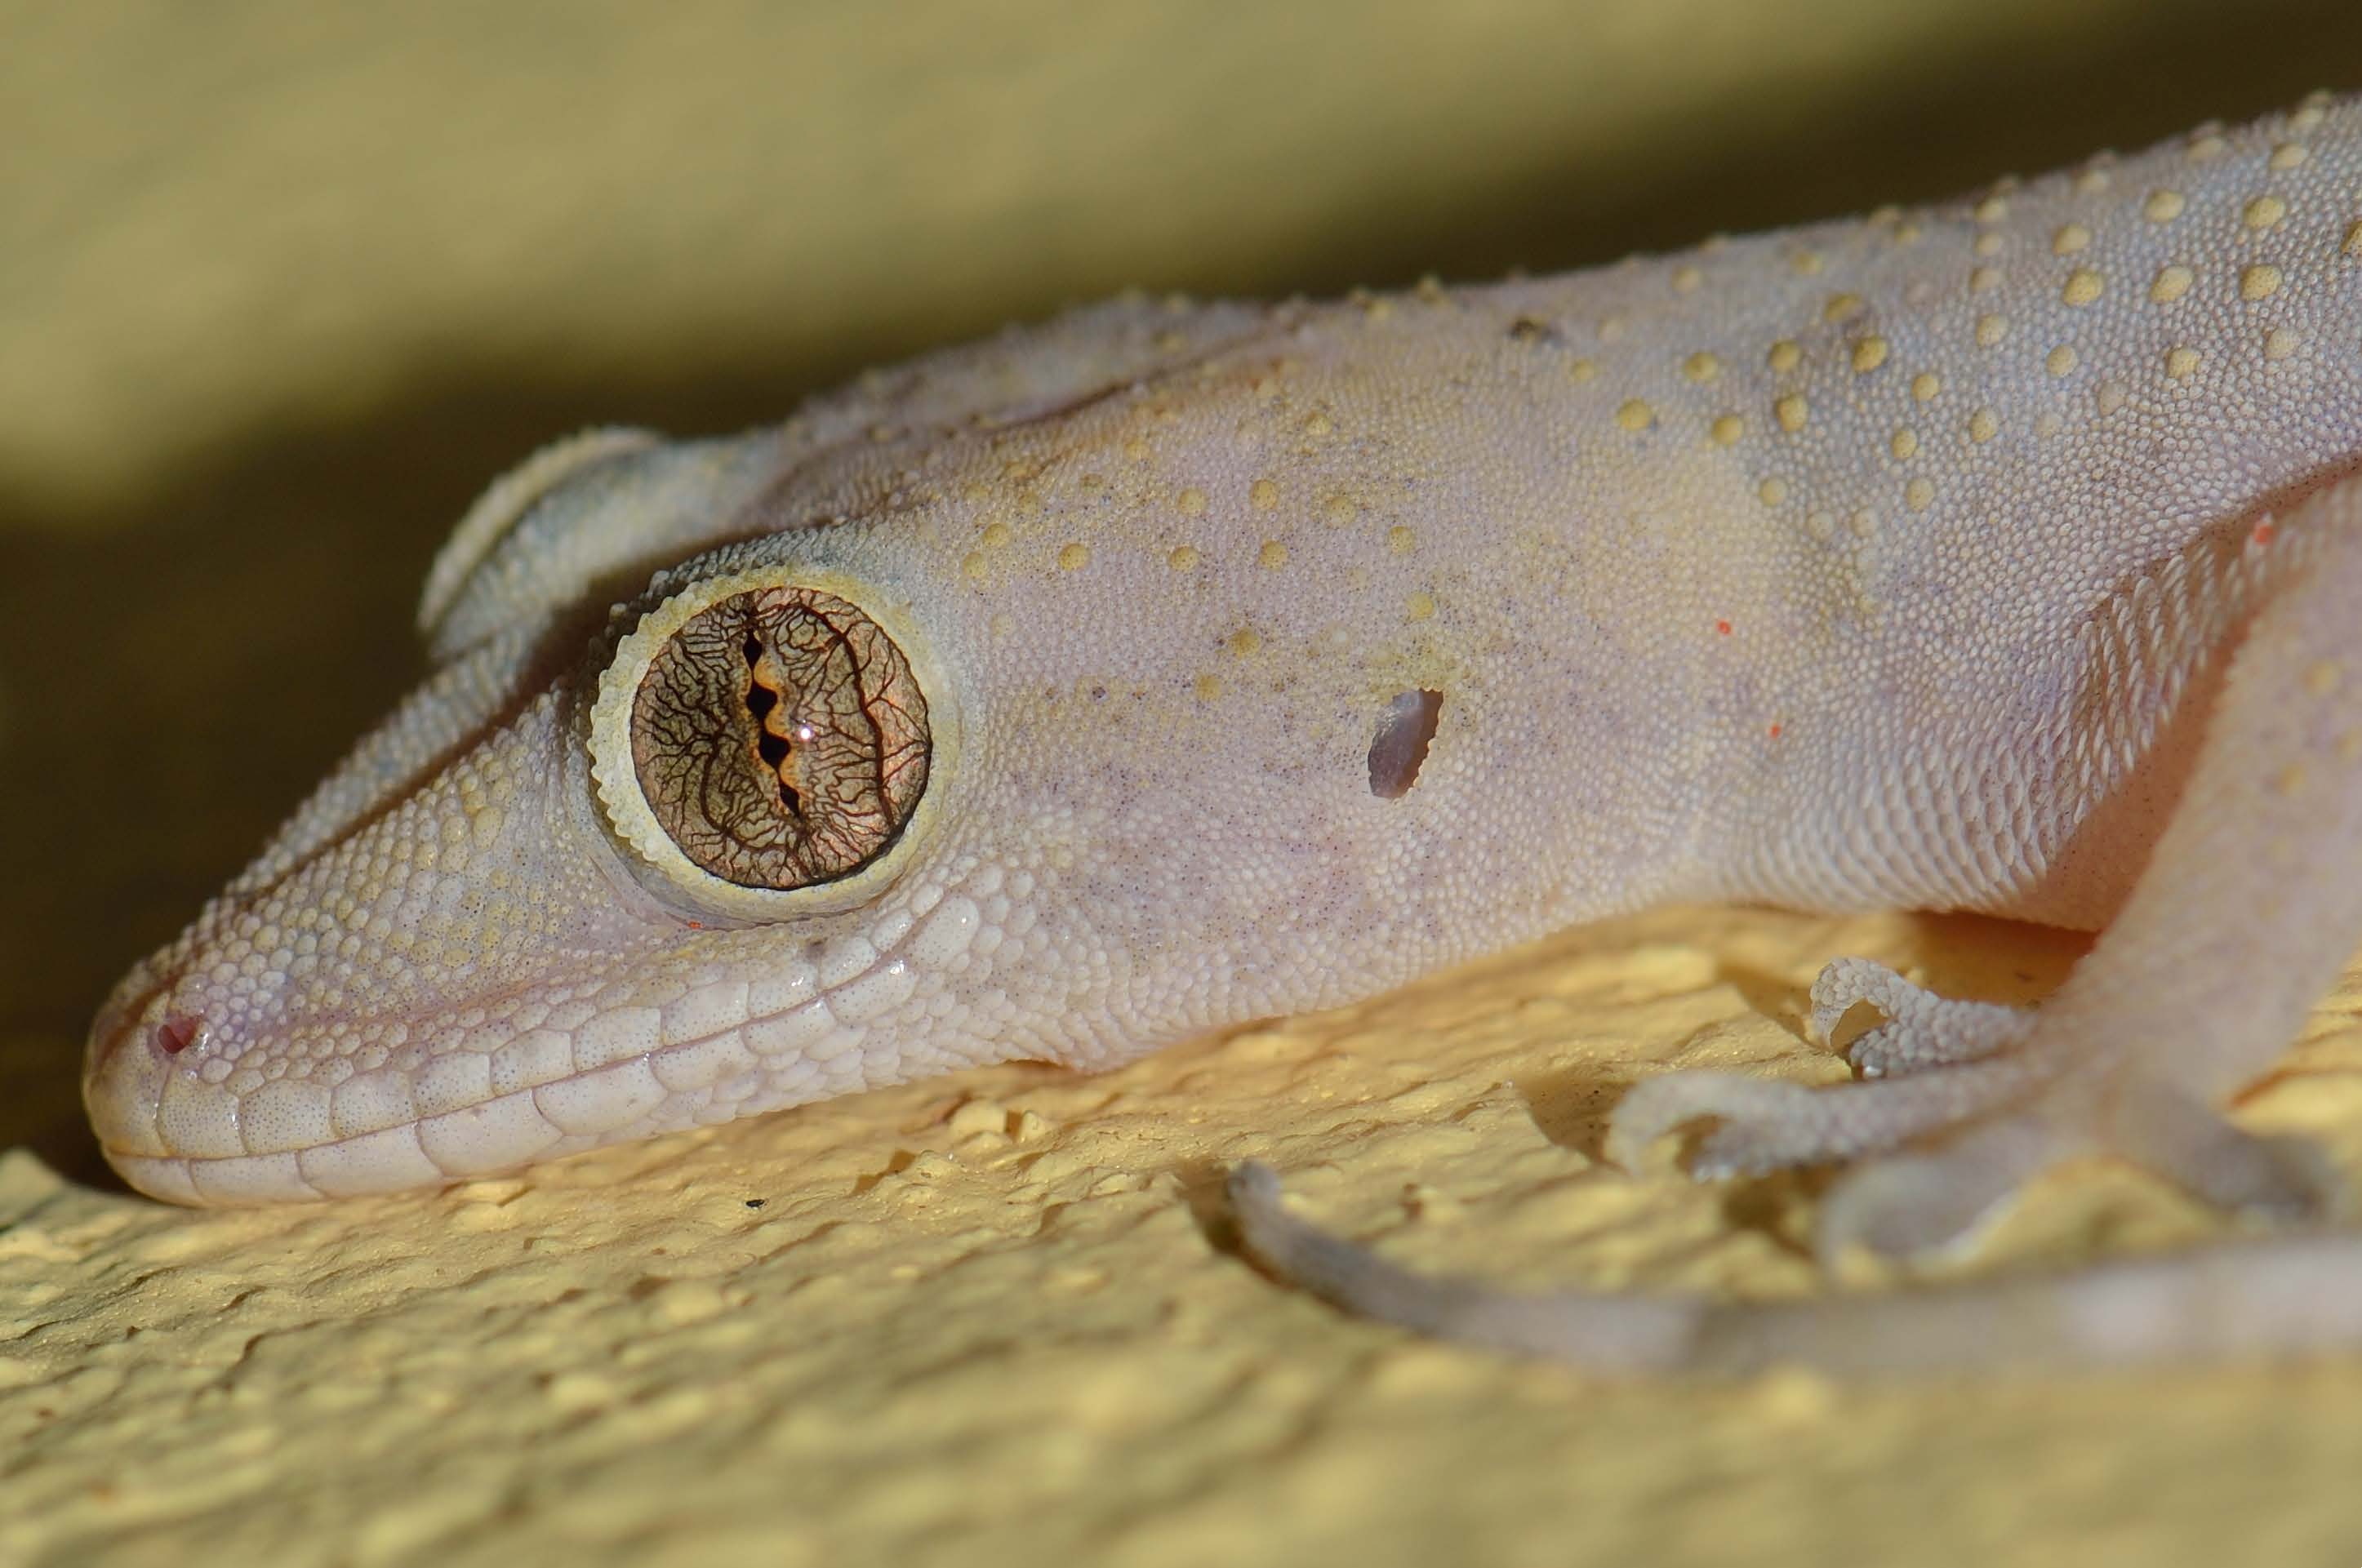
[1612, 1055, 2044, 1178]
[1814, 1117, 2070, 1263]
[2109, 1082, 2346, 1221]
[1808, 958, 2035, 1078]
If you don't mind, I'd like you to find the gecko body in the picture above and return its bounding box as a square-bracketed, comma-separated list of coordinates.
[87, 95, 2362, 1370]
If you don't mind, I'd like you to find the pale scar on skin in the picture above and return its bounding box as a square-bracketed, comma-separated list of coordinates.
[87, 92, 2362, 1375]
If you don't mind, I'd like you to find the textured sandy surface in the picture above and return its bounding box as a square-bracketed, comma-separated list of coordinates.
[11, 3, 2362, 1564]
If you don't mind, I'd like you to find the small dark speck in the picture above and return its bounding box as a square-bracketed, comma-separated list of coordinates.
[1507, 317, 1564, 346]
[744, 1198, 766, 1210]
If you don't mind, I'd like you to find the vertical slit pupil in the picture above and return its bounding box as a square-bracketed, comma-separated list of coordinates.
[741, 631, 798, 814]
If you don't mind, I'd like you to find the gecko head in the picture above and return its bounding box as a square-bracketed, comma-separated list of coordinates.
[82, 531, 991, 1204]
[88, 410, 1480, 1206]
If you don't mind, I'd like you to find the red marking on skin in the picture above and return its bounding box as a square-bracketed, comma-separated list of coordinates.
[154, 1015, 204, 1055]
[1715, 619, 1733, 635]
[2253, 519, 2276, 546]
[686, 921, 705, 931]
[1768, 722, 1783, 739]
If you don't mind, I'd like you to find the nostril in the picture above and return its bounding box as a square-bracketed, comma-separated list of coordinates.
[153, 1014, 208, 1057]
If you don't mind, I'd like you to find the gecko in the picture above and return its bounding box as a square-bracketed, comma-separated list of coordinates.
[82, 91, 2362, 1375]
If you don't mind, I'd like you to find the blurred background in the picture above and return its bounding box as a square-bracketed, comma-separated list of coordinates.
[5, 0, 2360, 1171]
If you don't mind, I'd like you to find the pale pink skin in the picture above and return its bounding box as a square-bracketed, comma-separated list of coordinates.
[85, 94, 2362, 1370]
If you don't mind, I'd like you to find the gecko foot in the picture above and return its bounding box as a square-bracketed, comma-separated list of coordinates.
[1610, 967, 2346, 1259]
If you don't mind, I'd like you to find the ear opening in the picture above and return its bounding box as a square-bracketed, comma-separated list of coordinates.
[1368, 689, 1444, 799]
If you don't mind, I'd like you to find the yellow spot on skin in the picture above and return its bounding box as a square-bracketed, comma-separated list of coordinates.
[1177, 487, 1209, 517]
[2144, 189, 2186, 222]
[1616, 399, 1655, 432]
[2244, 195, 2286, 231]
[981, 522, 1012, 548]
[2166, 346, 2201, 380]
[1387, 525, 1417, 555]
[1789, 251, 1824, 276]
[1851, 337, 1889, 373]
[1975, 314, 2008, 348]
[1303, 412, 1334, 439]
[2265, 327, 2298, 362]
[961, 550, 990, 584]
[1683, 352, 1721, 383]
[1249, 479, 1279, 511]
[1774, 394, 1808, 433]
[1358, 295, 1394, 322]
[2240, 264, 2283, 301]
[1124, 437, 1152, 463]
[1973, 231, 2004, 259]
[1970, 265, 2002, 293]
[1891, 428, 1919, 460]
[2276, 763, 2310, 797]
[2097, 380, 2130, 415]
[1168, 545, 1200, 571]
[1911, 372, 1941, 402]
[1057, 542, 1091, 571]
[1227, 628, 1262, 656]
[990, 613, 1014, 640]
[1758, 477, 1787, 506]
[1822, 293, 1863, 322]
[2047, 344, 2078, 377]
[1405, 592, 1436, 621]
[1257, 540, 1288, 570]
[2075, 167, 2110, 195]
[2053, 223, 2092, 255]
[2342, 732, 2362, 765]
[1599, 313, 1626, 341]
[2306, 661, 2345, 698]
[1673, 264, 1703, 293]
[2151, 265, 2194, 304]
[2271, 142, 2308, 171]
[1974, 195, 2008, 223]
[1767, 340, 1801, 373]
[2188, 132, 2227, 162]
[1569, 358, 1598, 383]
[1194, 673, 1222, 702]
[1711, 415, 1745, 446]
[2346, 220, 2362, 258]
[1968, 408, 1998, 443]
[1416, 275, 1447, 304]
[1323, 493, 1357, 526]
[1805, 511, 1836, 542]
[2062, 269, 2103, 307]
[1906, 478, 1935, 511]
[1849, 509, 1877, 540]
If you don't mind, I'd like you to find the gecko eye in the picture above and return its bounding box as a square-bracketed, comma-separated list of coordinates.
[589, 569, 944, 918]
